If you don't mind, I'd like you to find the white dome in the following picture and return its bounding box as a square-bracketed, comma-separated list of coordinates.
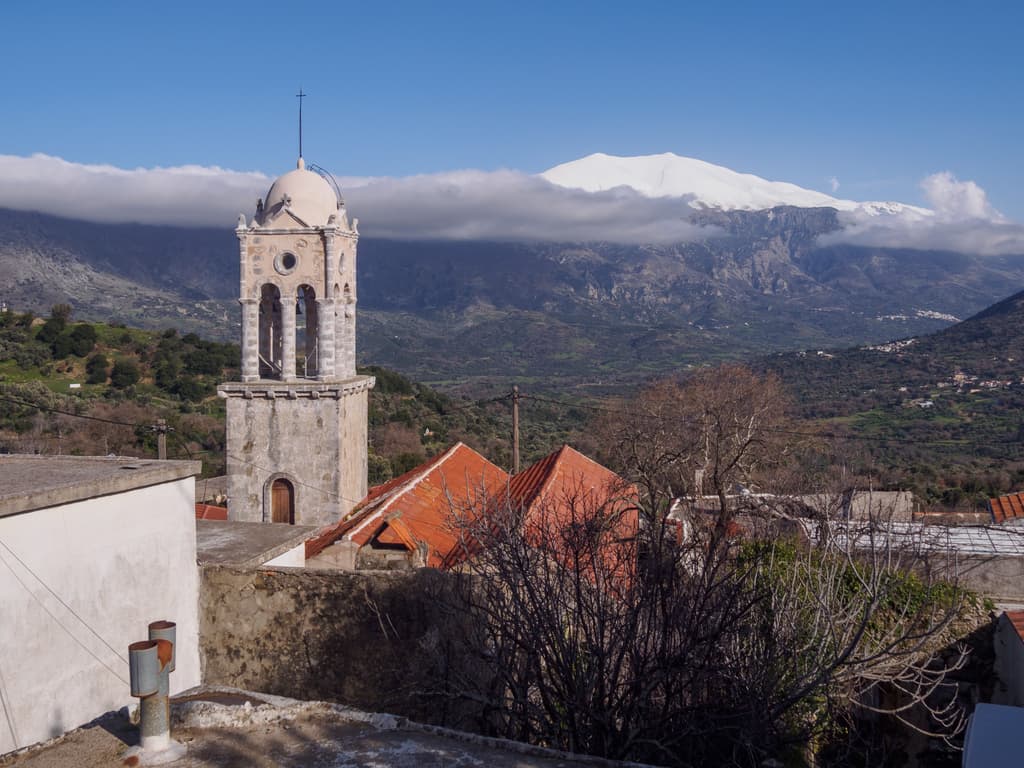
[261, 158, 339, 226]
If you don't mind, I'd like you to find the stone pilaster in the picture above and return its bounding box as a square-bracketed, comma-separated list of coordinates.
[324, 231, 336, 297]
[316, 299, 336, 380]
[240, 298, 259, 382]
[281, 295, 296, 382]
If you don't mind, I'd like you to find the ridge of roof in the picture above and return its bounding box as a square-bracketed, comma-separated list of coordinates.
[345, 442, 467, 542]
[305, 444, 467, 560]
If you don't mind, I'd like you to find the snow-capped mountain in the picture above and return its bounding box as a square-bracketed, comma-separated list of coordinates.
[541, 152, 928, 217]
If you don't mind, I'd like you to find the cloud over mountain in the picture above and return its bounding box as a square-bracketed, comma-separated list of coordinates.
[0, 154, 710, 244]
[0, 154, 1020, 254]
[824, 172, 1024, 256]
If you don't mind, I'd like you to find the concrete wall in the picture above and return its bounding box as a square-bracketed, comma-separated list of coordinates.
[942, 554, 1024, 603]
[0, 478, 200, 754]
[199, 566, 452, 722]
[993, 614, 1024, 706]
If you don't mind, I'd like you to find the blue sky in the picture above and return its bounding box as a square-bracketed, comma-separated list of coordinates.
[1, 0, 1022, 218]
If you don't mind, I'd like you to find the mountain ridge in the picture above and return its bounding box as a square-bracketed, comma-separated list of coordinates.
[2, 205, 1024, 393]
[541, 152, 929, 216]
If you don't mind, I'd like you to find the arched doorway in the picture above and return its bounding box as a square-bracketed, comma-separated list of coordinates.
[270, 478, 295, 524]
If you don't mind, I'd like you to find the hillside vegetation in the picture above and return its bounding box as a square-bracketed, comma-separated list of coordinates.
[760, 289, 1024, 508]
[0, 306, 582, 481]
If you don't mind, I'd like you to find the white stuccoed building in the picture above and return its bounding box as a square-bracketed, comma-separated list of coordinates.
[0, 455, 202, 755]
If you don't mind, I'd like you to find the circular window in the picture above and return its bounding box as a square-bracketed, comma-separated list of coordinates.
[274, 252, 298, 275]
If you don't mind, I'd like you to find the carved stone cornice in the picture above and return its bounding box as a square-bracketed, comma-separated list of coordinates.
[218, 375, 375, 401]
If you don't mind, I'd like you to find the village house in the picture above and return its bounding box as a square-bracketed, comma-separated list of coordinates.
[0, 455, 202, 754]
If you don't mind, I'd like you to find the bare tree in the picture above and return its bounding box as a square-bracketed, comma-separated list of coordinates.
[417, 367, 974, 766]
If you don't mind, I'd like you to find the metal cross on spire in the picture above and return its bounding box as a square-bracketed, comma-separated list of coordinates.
[296, 88, 307, 159]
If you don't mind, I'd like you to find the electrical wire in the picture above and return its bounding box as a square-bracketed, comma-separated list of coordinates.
[225, 452, 368, 510]
[0, 393, 147, 429]
[0, 543, 128, 685]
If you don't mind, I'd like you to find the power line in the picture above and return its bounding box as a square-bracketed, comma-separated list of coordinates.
[0, 542, 128, 685]
[0, 393, 146, 429]
[225, 452, 368, 510]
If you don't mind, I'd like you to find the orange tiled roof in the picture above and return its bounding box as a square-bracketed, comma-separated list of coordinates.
[307, 442, 509, 566]
[1004, 610, 1024, 644]
[195, 503, 228, 521]
[990, 493, 1024, 523]
[508, 445, 628, 518]
[441, 445, 637, 570]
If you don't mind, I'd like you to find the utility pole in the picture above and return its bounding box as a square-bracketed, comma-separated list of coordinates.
[156, 419, 167, 460]
[511, 386, 520, 475]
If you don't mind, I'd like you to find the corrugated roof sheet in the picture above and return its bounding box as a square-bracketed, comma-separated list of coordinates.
[990, 492, 1024, 524]
[800, 520, 1024, 556]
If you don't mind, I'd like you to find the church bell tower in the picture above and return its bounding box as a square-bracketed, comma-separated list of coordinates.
[218, 157, 374, 527]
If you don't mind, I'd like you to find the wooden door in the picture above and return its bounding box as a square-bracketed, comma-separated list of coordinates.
[271, 479, 294, 524]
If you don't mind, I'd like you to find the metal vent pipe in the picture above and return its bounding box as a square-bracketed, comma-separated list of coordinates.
[127, 620, 177, 754]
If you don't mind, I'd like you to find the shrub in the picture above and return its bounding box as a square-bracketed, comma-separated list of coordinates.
[110, 359, 140, 389]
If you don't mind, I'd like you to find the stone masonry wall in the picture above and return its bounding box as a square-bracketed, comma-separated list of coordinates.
[199, 565, 458, 723]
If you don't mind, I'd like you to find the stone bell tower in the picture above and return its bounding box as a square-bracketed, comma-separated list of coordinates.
[218, 157, 374, 527]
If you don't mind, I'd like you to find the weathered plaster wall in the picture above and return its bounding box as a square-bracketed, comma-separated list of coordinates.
[933, 554, 1024, 603]
[0, 478, 201, 754]
[199, 566, 452, 721]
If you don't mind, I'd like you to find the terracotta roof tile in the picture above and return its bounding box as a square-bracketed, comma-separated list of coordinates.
[306, 443, 509, 566]
[441, 445, 638, 572]
[195, 503, 228, 521]
[990, 493, 1024, 523]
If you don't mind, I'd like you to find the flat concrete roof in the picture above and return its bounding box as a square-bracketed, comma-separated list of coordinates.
[0, 687, 650, 767]
[0, 455, 201, 519]
[196, 520, 316, 567]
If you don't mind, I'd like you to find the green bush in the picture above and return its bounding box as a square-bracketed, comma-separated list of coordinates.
[110, 359, 140, 389]
[86, 353, 109, 384]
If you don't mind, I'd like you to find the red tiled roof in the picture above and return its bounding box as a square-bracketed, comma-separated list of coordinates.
[442, 445, 638, 572]
[305, 443, 509, 566]
[1004, 610, 1024, 645]
[195, 503, 228, 521]
[508, 444, 629, 519]
[990, 493, 1024, 523]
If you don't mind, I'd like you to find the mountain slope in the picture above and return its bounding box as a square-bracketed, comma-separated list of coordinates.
[3, 206, 1024, 393]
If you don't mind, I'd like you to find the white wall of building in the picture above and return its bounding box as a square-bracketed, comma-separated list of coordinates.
[263, 543, 306, 568]
[0, 477, 200, 754]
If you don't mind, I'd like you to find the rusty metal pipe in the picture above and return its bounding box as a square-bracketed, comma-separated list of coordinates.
[128, 620, 177, 754]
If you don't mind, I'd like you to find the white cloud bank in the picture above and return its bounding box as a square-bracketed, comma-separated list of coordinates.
[0, 153, 709, 244]
[0, 154, 269, 228]
[0, 154, 1020, 254]
[823, 172, 1024, 256]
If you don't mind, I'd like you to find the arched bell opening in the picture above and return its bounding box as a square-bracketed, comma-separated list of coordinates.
[258, 283, 283, 378]
[296, 285, 318, 377]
